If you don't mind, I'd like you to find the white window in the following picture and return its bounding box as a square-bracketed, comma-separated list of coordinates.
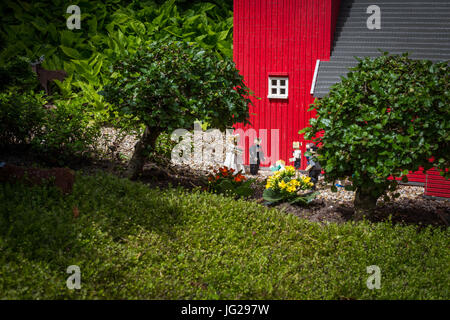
[268, 76, 288, 99]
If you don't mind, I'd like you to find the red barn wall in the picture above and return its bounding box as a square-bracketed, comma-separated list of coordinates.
[425, 169, 450, 198]
[233, 0, 339, 168]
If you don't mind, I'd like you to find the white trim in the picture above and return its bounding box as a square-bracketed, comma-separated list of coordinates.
[310, 59, 320, 95]
[268, 76, 288, 99]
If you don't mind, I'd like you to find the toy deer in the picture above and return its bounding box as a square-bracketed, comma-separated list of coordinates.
[30, 56, 67, 95]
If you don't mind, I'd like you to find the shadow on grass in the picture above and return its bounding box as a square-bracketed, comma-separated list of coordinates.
[0, 172, 185, 263]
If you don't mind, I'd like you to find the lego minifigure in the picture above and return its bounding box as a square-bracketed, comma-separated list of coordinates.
[224, 134, 245, 173]
[304, 143, 321, 190]
[249, 138, 265, 175]
[289, 141, 302, 170]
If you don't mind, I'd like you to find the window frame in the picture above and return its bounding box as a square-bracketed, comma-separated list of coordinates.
[268, 76, 289, 99]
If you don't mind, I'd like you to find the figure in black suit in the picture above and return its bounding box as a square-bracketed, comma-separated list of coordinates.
[305, 143, 322, 190]
[249, 138, 265, 175]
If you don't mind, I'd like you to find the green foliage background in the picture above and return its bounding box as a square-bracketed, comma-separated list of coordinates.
[0, 57, 101, 163]
[0, 0, 234, 117]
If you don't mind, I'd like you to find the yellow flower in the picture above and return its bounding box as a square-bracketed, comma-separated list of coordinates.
[266, 175, 283, 190]
[285, 166, 295, 174]
[300, 175, 311, 183]
[286, 186, 297, 193]
[278, 180, 287, 190]
[277, 179, 298, 193]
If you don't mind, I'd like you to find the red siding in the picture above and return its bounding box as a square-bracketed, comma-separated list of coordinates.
[425, 169, 450, 198]
[389, 168, 426, 185]
[407, 170, 426, 184]
[233, 0, 337, 168]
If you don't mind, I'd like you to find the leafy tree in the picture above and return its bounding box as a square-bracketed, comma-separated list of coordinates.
[301, 53, 449, 219]
[103, 39, 252, 179]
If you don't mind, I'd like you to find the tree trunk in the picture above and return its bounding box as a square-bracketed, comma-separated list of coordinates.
[127, 126, 160, 180]
[354, 186, 379, 221]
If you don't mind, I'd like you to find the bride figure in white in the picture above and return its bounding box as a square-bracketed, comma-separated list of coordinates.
[224, 134, 245, 173]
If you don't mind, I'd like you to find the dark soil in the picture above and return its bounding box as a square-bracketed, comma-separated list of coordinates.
[1, 147, 208, 190]
[245, 173, 449, 228]
[270, 198, 449, 228]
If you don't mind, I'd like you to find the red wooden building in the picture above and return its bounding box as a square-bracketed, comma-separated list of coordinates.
[233, 0, 342, 169]
[233, 0, 450, 199]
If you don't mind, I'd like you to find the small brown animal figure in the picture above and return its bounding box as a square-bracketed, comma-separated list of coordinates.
[0, 164, 75, 194]
[30, 56, 67, 95]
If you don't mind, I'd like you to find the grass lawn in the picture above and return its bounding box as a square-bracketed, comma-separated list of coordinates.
[0, 172, 448, 299]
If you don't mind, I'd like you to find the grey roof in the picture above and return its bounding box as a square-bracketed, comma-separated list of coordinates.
[313, 0, 450, 98]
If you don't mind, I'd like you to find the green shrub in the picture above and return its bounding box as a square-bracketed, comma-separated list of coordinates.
[0, 91, 101, 163]
[0, 56, 47, 146]
[301, 53, 450, 217]
[0, 55, 100, 163]
[0, 172, 448, 299]
[0, 90, 47, 146]
[30, 97, 101, 163]
[0, 56, 39, 92]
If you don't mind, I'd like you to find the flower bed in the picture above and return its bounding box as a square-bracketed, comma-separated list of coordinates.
[207, 166, 254, 198]
[263, 166, 318, 205]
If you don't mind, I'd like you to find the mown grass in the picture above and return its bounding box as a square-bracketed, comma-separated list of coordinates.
[0, 172, 448, 299]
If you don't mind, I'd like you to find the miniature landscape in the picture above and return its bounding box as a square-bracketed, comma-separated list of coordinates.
[0, 0, 449, 300]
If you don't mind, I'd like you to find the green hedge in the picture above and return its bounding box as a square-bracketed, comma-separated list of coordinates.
[0, 173, 448, 299]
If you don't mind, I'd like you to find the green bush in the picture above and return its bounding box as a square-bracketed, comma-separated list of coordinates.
[0, 90, 47, 146]
[0, 55, 101, 162]
[0, 56, 39, 92]
[0, 172, 448, 299]
[31, 97, 101, 163]
[0, 91, 101, 163]
[0, 56, 46, 147]
[301, 53, 449, 217]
